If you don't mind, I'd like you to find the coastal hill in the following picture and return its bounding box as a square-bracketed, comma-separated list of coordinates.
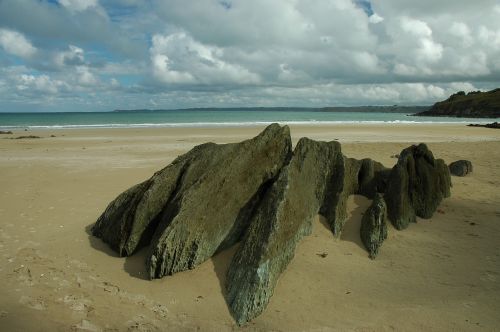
[415, 88, 500, 118]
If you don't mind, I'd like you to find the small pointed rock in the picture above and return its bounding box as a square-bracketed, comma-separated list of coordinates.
[360, 193, 388, 259]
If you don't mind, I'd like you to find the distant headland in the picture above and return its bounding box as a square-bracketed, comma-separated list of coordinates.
[415, 88, 500, 118]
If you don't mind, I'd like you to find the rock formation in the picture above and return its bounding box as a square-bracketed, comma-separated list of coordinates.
[93, 123, 291, 274]
[384, 144, 451, 230]
[227, 138, 344, 324]
[360, 193, 388, 259]
[91, 124, 452, 325]
[449, 160, 473, 177]
[414, 88, 500, 118]
[467, 122, 500, 129]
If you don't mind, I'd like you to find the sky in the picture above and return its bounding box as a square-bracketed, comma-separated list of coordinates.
[0, 0, 499, 112]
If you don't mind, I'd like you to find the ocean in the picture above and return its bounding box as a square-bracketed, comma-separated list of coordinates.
[0, 109, 496, 130]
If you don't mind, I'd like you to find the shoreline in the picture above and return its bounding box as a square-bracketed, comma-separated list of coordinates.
[1, 119, 499, 131]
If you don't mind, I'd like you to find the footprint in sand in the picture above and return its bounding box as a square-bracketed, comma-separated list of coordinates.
[69, 259, 90, 272]
[71, 319, 102, 332]
[59, 294, 93, 314]
[13, 265, 34, 286]
[150, 303, 168, 319]
[126, 315, 160, 332]
[101, 281, 120, 295]
[19, 295, 47, 311]
[16, 247, 47, 264]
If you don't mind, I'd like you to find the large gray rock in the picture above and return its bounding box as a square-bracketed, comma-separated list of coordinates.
[226, 138, 348, 324]
[449, 160, 473, 177]
[360, 193, 388, 259]
[384, 143, 452, 230]
[148, 124, 291, 278]
[92, 124, 292, 277]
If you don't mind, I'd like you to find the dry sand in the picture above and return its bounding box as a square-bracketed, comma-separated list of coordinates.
[0, 124, 499, 331]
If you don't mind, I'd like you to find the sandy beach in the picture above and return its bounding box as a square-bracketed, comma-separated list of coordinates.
[1, 123, 499, 331]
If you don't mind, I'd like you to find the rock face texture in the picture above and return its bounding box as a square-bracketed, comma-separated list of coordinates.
[449, 160, 473, 177]
[93, 123, 292, 276]
[226, 138, 344, 324]
[320, 158, 389, 237]
[91, 124, 453, 325]
[415, 88, 500, 118]
[360, 193, 388, 259]
[385, 144, 451, 230]
[357, 159, 390, 198]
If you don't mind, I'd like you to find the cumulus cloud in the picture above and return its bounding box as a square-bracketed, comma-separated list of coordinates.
[55, 45, 85, 67]
[0, 28, 37, 58]
[369, 13, 384, 24]
[15, 74, 67, 94]
[76, 66, 99, 86]
[150, 32, 260, 85]
[59, 0, 99, 12]
[0, 0, 499, 111]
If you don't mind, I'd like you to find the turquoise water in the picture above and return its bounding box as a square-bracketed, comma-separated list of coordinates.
[0, 109, 496, 129]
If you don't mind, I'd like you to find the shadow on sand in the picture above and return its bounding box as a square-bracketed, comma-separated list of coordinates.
[85, 223, 149, 280]
[85, 194, 373, 295]
[211, 244, 239, 301]
[339, 195, 371, 252]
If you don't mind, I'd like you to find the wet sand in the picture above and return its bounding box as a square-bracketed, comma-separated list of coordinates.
[0, 124, 499, 331]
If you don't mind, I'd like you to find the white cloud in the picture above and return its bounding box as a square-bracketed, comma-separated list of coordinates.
[352, 51, 385, 74]
[76, 66, 98, 86]
[150, 32, 260, 85]
[400, 16, 432, 37]
[59, 0, 99, 12]
[449, 22, 473, 47]
[55, 45, 85, 67]
[151, 53, 194, 84]
[369, 13, 384, 24]
[0, 0, 499, 110]
[449, 82, 477, 93]
[0, 28, 37, 58]
[16, 74, 66, 94]
[478, 26, 500, 50]
[418, 38, 443, 63]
